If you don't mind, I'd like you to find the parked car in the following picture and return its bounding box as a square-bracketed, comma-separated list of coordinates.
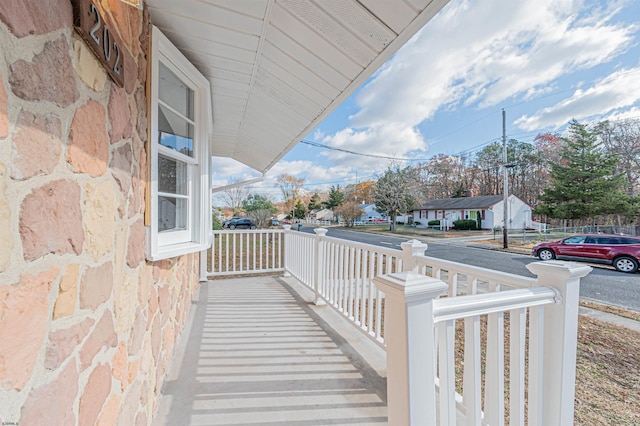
[223, 217, 257, 229]
[221, 216, 242, 227]
[532, 234, 640, 273]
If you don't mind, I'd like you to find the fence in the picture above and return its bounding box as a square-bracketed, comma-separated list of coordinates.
[202, 229, 285, 278]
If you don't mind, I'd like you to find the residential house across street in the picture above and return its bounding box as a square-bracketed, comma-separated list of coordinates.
[412, 194, 544, 230]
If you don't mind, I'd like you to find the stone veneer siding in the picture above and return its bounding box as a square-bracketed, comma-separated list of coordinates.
[0, 1, 200, 424]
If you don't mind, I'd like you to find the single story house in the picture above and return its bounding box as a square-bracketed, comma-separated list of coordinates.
[359, 203, 387, 222]
[314, 208, 334, 221]
[412, 194, 538, 230]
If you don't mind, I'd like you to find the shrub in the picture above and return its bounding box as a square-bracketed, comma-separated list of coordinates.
[428, 220, 440, 226]
[212, 215, 223, 230]
[453, 219, 477, 230]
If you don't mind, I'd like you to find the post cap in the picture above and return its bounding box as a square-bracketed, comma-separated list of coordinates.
[374, 272, 447, 302]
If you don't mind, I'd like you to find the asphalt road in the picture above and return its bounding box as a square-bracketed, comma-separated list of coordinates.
[299, 226, 640, 312]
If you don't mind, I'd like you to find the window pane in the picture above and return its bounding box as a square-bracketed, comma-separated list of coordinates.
[158, 196, 188, 232]
[158, 105, 194, 157]
[159, 62, 193, 120]
[158, 155, 187, 195]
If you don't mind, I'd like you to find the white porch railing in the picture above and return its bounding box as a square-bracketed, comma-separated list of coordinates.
[284, 227, 403, 346]
[201, 229, 285, 278]
[202, 227, 592, 425]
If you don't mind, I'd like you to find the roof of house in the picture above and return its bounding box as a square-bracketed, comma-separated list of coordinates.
[416, 195, 505, 210]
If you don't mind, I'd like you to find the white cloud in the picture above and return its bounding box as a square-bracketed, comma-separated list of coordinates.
[515, 67, 640, 130]
[317, 124, 427, 174]
[316, 0, 637, 165]
[351, 0, 635, 129]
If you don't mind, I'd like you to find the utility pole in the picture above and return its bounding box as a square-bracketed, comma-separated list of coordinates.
[502, 109, 508, 249]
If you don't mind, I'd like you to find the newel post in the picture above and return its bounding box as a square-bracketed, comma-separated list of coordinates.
[400, 239, 428, 272]
[282, 225, 292, 277]
[526, 261, 592, 426]
[312, 228, 328, 305]
[374, 272, 447, 426]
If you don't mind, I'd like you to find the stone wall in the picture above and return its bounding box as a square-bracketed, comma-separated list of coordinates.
[0, 1, 200, 424]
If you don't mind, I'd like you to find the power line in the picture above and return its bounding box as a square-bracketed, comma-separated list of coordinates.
[300, 139, 430, 162]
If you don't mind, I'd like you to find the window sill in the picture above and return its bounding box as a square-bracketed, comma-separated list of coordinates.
[146, 238, 210, 261]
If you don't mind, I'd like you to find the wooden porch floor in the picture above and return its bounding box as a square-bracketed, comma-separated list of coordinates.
[154, 276, 388, 425]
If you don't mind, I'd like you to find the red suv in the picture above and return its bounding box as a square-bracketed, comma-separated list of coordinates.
[532, 234, 640, 273]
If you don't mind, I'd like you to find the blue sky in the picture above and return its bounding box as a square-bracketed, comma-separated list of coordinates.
[213, 0, 640, 202]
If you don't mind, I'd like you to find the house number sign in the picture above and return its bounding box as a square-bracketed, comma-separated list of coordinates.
[72, 0, 125, 87]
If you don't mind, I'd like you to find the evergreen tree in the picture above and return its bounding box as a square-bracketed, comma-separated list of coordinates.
[293, 200, 307, 219]
[307, 192, 322, 211]
[324, 185, 345, 209]
[536, 120, 627, 222]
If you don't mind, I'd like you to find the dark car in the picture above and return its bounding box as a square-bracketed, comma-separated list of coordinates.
[532, 234, 640, 273]
[221, 216, 242, 227]
[223, 217, 257, 229]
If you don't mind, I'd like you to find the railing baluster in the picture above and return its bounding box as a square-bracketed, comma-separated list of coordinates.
[367, 251, 375, 335]
[438, 319, 456, 426]
[484, 307, 505, 426]
[350, 247, 356, 319]
[510, 307, 527, 426]
[339, 244, 346, 313]
[449, 272, 457, 297]
[224, 234, 236, 272]
[528, 305, 544, 426]
[463, 314, 482, 426]
[354, 248, 362, 325]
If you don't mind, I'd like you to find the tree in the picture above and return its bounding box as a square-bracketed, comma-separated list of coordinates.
[221, 178, 251, 215]
[324, 185, 345, 209]
[293, 200, 307, 219]
[417, 154, 472, 201]
[373, 164, 419, 232]
[277, 174, 304, 216]
[595, 119, 640, 197]
[334, 200, 364, 227]
[242, 194, 277, 228]
[356, 181, 375, 204]
[307, 192, 323, 211]
[474, 143, 503, 195]
[536, 120, 627, 223]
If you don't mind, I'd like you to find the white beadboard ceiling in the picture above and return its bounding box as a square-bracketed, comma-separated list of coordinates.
[146, 0, 450, 174]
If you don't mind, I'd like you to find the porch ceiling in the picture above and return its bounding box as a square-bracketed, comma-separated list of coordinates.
[146, 0, 449, 174]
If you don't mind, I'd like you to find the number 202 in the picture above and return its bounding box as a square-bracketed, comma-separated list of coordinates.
[88, 3, 122, 76]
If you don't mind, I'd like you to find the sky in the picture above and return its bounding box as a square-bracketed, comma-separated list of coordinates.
[212, 0, 640, 204]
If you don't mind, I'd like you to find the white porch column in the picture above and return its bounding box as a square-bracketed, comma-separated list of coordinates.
[199, 249, 208, 282]
[282, 225, 292, 277]
[374, 272, 447, 426]
[526, 261, 592, 426]
[400, 239, 428, 273]
[313, 228, 328, 305]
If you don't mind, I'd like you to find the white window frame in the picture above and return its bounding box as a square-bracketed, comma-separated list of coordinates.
[147, 26, 212, 261]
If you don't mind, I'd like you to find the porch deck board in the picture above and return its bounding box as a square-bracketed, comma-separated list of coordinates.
[154, 276, 388, 425]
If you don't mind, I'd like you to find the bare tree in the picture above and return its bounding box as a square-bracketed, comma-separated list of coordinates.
[374, 164, 419, 233]
[276, 174, 305, 216]
[222, 178, 250, 215]
[596, 119, 640, 197]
